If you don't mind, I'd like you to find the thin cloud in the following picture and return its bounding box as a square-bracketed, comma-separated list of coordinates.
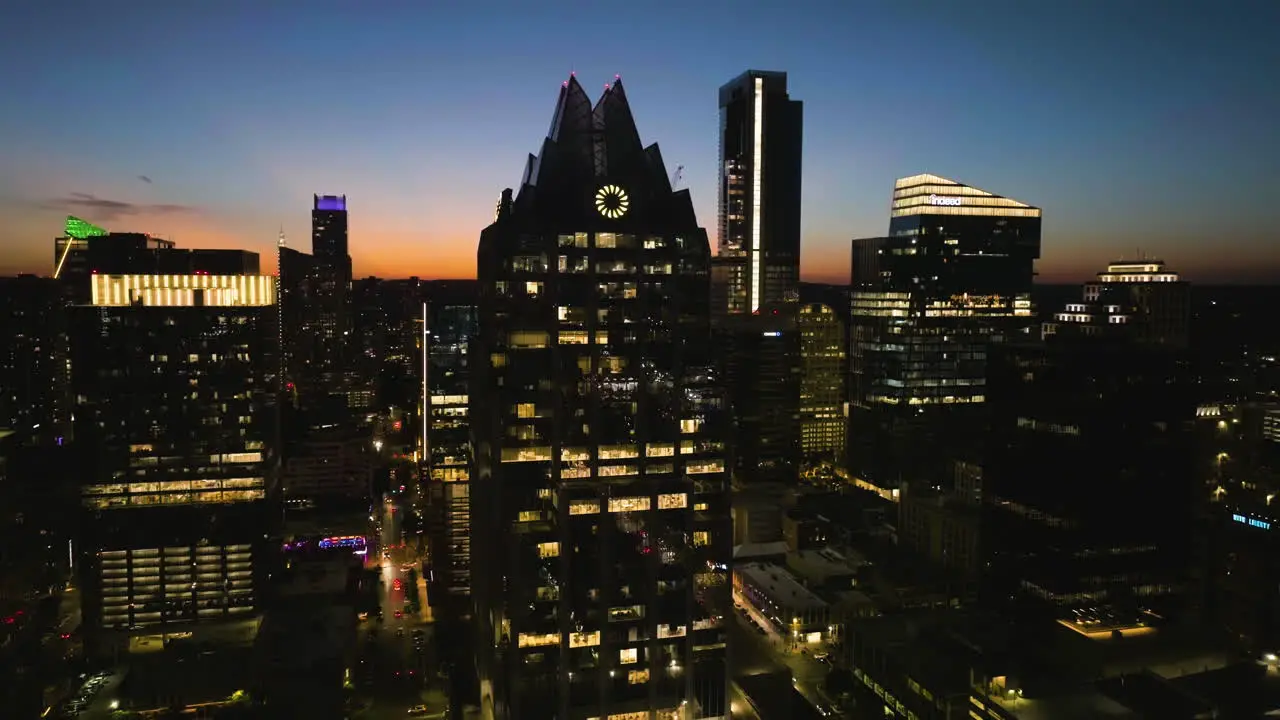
[138, 175, 152, 184]
[39, 192, 198, 221]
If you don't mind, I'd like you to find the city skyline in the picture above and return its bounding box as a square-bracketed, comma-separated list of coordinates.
[2, 1, 1278, 283]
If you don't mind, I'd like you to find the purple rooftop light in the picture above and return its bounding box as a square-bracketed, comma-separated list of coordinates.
[314, 194, 347, 212]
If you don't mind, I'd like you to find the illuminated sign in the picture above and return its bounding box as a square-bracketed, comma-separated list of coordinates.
[1232, 513, 1271, 530]
[318, 535, 367, 549]
[929, 194, 963, 207]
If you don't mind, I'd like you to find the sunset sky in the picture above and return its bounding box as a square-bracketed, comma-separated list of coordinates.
[1, 0, 1277, 284]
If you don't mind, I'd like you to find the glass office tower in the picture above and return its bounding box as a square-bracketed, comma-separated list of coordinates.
[71, 240, 279, 657]
[849, 174, 1041, 488]
[716, 70, 803, 316]
[473, 75, 730, 720]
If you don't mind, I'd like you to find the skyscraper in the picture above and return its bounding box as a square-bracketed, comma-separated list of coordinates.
[849, 174, 1041, 488]
[472, 75, 730, 720]
[311, 194, 353, 383]
[984, 313, 1195, 616]
[716, 70, 803, 315]
[797, 303, 846, 462]
[715, 71, 805, 484]
[422, 280, 479, 617]
[70, 236, 279, 657]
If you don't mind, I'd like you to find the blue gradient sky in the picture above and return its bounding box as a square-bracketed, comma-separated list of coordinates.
[1, 0, 1277, 283]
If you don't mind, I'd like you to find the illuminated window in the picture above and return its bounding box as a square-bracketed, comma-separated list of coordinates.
[693, 531, 710, 547]
[516, 403, 536, 419]
[517, 510, 540, 522]
[569, 631, 600, 648]
[628, 669, 649, 684]
[517, 632, 558, 648]
[619, 648, 638, 664]
[599, 445, 639, 460]
[646, 443, 675, 457]
[507, 331, 548, 349]
[657, 493, 687, 510]
[687, 460, 724, 474]
[569, 500, 599, 515]
[609, 605, 645, 622]
[680, 419, 702, 434]
[656, 624, 686, 638]
[501, 447, 552, 463]
[537, 542, 559, 559]
[608, 496, 650, 513]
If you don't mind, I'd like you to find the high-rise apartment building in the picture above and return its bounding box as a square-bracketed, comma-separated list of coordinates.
[715, 70, 803, 315]
[1042, 259, 1190, 348]
[797, 303, 846, 461]
[848, 174, 1041, 488]
[422, 280, 478, 618]
[70, 236, 279, 657]
[472, 75, 730, 720]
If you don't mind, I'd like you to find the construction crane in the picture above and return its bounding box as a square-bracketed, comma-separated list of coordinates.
[670, 165, 685, 190]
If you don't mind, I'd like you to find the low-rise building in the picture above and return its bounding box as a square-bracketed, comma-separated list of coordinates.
[782, 509, 829, 551]
[733, 562, 830, 644]
[785, 547, 865, 593]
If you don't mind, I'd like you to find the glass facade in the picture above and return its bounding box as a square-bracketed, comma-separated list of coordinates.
[716, 70, 803, 316]
[849, 175, 1041, 487]
[423, 282, 479, 614]
[473, 76, 730, 720]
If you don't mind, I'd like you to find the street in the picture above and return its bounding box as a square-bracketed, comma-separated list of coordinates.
[352, 493, 448, 720]
[730, 589, 839, 717]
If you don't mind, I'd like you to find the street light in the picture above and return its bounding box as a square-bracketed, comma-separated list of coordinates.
[373, 440, 384, 452]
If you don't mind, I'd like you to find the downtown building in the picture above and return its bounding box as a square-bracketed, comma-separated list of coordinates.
[421, 279, 479, 619]
[472, 75, 731, 720]
[983, 261, 1195, 618]
[69, 235, 279, 657]
[713, 70, 804, 484]
[797, 303, 846, 462]
[1042, 258, 1190, 348]
[278, 195, 365, 417]
[848, 174, 1041, 489]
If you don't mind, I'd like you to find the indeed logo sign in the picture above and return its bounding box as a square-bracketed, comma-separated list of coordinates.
[929, 194, 963, 207]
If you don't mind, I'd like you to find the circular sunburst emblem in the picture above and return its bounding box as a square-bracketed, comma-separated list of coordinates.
[595, 184, 629, 219]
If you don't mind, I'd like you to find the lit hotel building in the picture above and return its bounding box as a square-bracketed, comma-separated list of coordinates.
[849, 174, 1041, 488]
[473, 75, 730, 720]
[70, 236, 278, 656]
